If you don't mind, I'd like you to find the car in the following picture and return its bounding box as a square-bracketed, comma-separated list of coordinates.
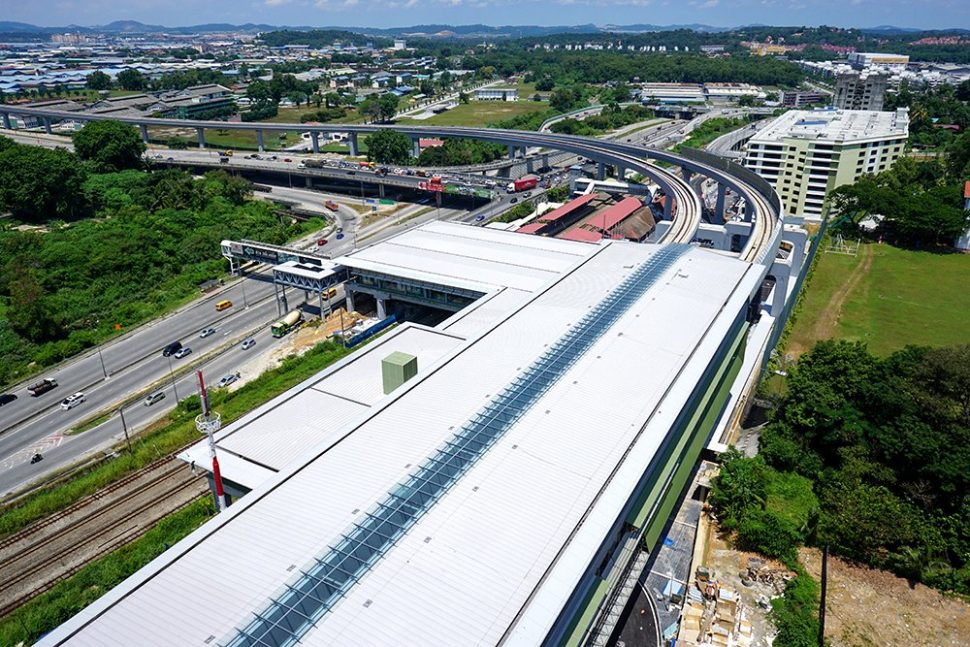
[475, 215, 485, 222]
[241, 338, 256, 350]
[335, 233, 345, 240]
[510, 197, 518, 204]
[173, 346, 193, 359]
[162, 341, 182, 357]
[336, 227, 344, 233]
[199, 327, 216, 338]
[217, 373, 240, 388]
[523, 191, 532, 198]
[30, 453, 43, 464]
[166, 157, 174, 162]
[316, 238, 328, 246]
[283, 158, 292, 163]
[0, 393, 17, 406]
[297, 163, 306, 169]
[60, 392, 86, 410]
[269, 155, 278, 161]
[143, 391, 166, 407]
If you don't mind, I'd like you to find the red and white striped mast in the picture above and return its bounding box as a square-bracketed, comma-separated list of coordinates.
[196, 370, 228, 512]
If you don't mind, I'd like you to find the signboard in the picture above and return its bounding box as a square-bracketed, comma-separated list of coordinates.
[418, 181, 444, 192]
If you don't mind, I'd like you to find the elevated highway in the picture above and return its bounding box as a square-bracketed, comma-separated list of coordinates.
[0, 105, 781, 264]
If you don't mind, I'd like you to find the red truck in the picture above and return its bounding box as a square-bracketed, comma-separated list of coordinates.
[506, 175, 538, 194]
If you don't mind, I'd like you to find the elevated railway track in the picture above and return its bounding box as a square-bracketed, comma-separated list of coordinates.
[0, 105, 781, 264]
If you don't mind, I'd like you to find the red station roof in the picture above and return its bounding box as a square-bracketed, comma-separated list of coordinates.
[559, 197, 644, 243]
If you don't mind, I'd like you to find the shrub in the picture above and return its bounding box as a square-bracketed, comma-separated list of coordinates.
[736, 508, 802, 566]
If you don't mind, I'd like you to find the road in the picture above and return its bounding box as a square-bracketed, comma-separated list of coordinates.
[0, 181, 465, 496]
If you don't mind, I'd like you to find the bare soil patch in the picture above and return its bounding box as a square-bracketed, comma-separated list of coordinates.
[801, 547, 970, 647]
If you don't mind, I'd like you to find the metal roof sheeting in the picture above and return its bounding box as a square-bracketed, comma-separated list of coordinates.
[40, 238, 757, 647]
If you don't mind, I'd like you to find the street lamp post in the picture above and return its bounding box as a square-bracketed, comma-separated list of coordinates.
[167, 355, 180, 403]
[118, 408, 132, 454]
[240, 273, 249, 309]
[96, 344, 109, 380]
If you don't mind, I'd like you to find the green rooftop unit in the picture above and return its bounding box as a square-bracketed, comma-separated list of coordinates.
[382, 351, 417, 395]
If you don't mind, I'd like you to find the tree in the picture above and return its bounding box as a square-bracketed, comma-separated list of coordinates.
[535, 76, 555, 92]
[116, 69, 147, 91]
[72, 121, 146, 172]
[359, 97, 381, 123]
[478, 66, 496, 80]
[0, 145, 88, 220]
[709, 449, 769, 528]
[366, 129, 411, 164]
[378, 93, 400, 121]
[7, 266, 61, 343]
[246, 80, 274, 112]
[946, 130, 970, 178]
[85, 70, 112, 91]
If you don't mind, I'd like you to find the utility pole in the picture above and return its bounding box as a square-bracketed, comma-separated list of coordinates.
[818, 544, 829, 647]
[97, 344, 109, 380]
[119, 407, 132, 454]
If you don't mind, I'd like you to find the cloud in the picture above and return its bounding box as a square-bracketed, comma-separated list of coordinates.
[264, 0, 291, 6]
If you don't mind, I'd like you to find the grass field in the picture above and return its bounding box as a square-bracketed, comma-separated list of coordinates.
[397, 100, 547, 127]
[787, 242, 970, 357]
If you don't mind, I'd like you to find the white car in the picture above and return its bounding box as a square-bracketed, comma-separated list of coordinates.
[199, 327, 216, 338]
[173, 346, 193, 359]
[217, 373, 240, 388]
[60, 392, 86, 410]
[241, 338, 256, 350]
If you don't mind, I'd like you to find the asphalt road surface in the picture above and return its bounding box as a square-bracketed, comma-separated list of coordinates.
[0, 182, 466, 496]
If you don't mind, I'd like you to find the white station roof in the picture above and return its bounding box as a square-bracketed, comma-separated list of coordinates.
[41, 239, 759, 647]
[340, 221, 594, 294]
[180, 325, 467, 488]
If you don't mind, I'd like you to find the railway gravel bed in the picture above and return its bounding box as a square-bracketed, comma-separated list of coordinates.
[0, 457, 207, 616]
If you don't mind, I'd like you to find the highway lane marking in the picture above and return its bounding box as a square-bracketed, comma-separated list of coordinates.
[0, 432, 64, 471]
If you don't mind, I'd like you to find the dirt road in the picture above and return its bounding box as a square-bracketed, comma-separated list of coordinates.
[789, 244, 873, 357]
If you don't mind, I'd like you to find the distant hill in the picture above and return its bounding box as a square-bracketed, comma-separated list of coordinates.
[1, 20, 966, 39]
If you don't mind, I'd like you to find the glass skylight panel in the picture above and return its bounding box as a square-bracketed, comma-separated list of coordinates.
[224, 245, 688, 647]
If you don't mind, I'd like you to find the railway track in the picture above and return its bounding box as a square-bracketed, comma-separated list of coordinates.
[0, 460, 206, 617]
[0, 455, 182, 552]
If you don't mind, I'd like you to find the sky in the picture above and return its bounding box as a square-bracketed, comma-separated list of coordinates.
[4, 0, 968, 31]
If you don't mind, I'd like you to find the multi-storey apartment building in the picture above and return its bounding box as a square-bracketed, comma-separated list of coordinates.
[743, 108, 909, 219]
[834, 71, 889, 111]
